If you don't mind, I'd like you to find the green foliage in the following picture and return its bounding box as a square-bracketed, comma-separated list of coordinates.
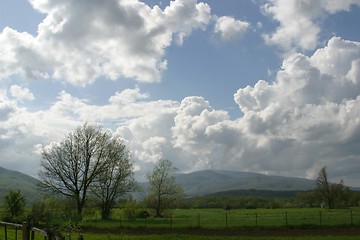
[39, 123, 135, 218]
[169, 188, 360, 211]
[146, 158, 184, 217]
[315, 166, 345, 209]
[30, 196, 84, 229]
[2, 190, 26, 222]
[123, 200, 149, 220]
[209, 189, 303, 198]
[29, 196, 95, 239]
[90, 138, 135, 220]
[295, 191, 321, 208]
[180, 196, 295, 209]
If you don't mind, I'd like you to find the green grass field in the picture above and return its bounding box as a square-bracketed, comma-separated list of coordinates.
[83, 208, 360, 229]
[1, 228, 360, 240]
[77, 234, 360, 240]
[1, 208, 360, 239]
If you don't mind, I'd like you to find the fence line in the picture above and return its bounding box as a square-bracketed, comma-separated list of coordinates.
[188, 210, 360, 229]
[83, 208, 360, 230]
[0, 221, 22, 240]
[0, 221, 48, 240]
[2, 209, 358, 239]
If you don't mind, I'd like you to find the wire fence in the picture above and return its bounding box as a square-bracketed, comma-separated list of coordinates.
[84, 208, 360, 230]
[0, 221, 48, 240]
[1, 209, 359, 240]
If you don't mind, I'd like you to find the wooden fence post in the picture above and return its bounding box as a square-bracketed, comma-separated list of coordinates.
[22, 222, 30, 240]
[4, 225, 7, 240]
[170, 214, 173, 229]
[31, 230, 35, 240]
[225, 213, 228, 229]
[198, 213, 200, 228]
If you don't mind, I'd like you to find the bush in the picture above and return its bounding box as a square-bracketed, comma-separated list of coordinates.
[123, 200, 149, 220]
[136, 210, 150, 219]
[2, 190, 26, 223]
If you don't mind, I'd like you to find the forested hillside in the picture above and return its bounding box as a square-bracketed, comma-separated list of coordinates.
[0, 167, 40, 204]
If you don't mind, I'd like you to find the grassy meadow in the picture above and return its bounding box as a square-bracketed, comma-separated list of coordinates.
[1, 208, 360, 239]
[83, 208, 360, 229]
[77, 234, 360, 240]
[1, 230, 360, 240]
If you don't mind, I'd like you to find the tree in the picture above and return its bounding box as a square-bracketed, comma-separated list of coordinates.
[145, 158, 184, 217]
[39, 123, 133, 217]
[90, 140, 135, 219]
[3, 190, 26, 222]
[295, 191, 320, 208]
[315, 166, 345, 209]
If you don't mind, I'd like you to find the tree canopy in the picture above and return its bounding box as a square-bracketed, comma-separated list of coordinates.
[2, 190, 26, 222]
[90, 140, 135, 219]
[39, 123, 134, 217]
[145, 158, 184, 217]
[315, 166, 345, 209]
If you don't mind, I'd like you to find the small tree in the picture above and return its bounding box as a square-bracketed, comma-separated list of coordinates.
[39, 123, 133, 218]
[3, 190, 26, 222]
[90, 139, 135, 219]
[315, 166, 345, 209]
[145, 158, 184, 217]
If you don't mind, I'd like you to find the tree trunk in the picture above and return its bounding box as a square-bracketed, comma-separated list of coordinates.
[75, 193, 83, 216]
[156, 195, 161, 217]
[102, 205, 111, 219]
[328, 195, 332, 209]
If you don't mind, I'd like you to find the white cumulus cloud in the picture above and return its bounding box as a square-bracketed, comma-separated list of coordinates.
[1, 20, 360, 186]
[2, 0, 360, 188]
[214, 16, 250, 41]
[262, 0, 360, 51]
[0, 0, 212, 86]
[233, 37, 360, 182]
[10, 85, 35, 102]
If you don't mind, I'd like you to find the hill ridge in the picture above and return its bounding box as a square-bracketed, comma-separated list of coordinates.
[175, 169, 316, 196]
[0, 166, 41, 204]
[1, 167, 317, 201]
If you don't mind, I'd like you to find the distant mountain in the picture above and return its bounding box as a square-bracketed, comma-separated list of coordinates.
[207, 189, 309, 199]
[0, 167, 41, 205]
[0, 167, 319, 203]
[175, 170, 316, 196]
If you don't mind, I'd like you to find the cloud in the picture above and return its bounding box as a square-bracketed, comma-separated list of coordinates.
[172, 96, 230, 155]
[0, 28, 50, 80]
[109, 87, 149, 105]
[233, 37, 360, 180]
[0, 93, 16, 121]
[0, 0, 211, 85]
[262, 0, 360, 51]
[10, 85, 35, 102]
[1, 22, 360, 186]
[0, 85, 179, 177]
[114, 37, 360, 183]
[214, 16, 250, 41]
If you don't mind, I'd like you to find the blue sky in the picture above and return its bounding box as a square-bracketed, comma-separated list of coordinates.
[1, 0, 360, 186]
